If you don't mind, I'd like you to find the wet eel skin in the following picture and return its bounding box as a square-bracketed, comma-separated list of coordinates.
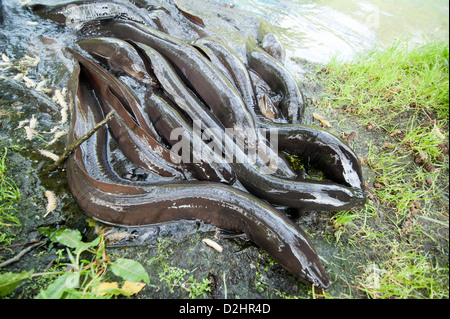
[123, 40, 366, 211]
[67, 64, 331, 290]
[69, 48, 186, 179]
[30, 0, 368, 290]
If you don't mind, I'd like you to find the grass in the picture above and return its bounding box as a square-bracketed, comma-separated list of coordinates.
[324, 40, 449, 127]
[0, 148, 21, 230]
[317, 39, 449, 299]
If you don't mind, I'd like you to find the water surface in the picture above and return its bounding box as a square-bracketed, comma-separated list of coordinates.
[219, 0, 449, 62]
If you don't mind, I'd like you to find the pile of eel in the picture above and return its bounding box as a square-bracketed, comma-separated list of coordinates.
[30, 0, 366, 290]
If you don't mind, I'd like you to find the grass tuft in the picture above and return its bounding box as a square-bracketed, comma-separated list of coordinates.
[0, 148, 21, 230]
[317, 39, 449, 299]
[324, 39, 449, 127]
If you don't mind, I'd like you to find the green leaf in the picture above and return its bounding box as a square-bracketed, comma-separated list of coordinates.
[51, 229, 83, 249]
[73, 236, 100, 255]
[0, 271, 32, 297]
[39, 227, 100, 255]
[35, 272, 79, 299]
[39, 227, 82, 249]
[110, 258, 150, 284]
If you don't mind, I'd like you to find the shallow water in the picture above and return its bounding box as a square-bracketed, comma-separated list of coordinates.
[219, 0, 449, 62]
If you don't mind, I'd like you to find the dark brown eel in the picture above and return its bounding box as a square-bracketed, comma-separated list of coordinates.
[128, 41, 366, 211]
[66, 62, 332, 290]
[77, 37, 158, 86]
[189, 37, 364, 191]
[147, 91, 238, 185]
[69, 48, 186, 179]
[31, 0, 157, 29]
[29, 1, 369, 290]
[79, 19, 257, 141]
[247, 43, 306, 124]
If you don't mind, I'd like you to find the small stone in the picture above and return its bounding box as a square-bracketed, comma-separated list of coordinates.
[347, 132, 357, 142]
[424, 162, 436, 172]
[414, 152, 428, 164]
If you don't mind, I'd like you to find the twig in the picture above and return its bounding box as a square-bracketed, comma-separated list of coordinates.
[43, 110, 115, 173]
[0, 240, 47, 268]
[0, 240, 42, 251]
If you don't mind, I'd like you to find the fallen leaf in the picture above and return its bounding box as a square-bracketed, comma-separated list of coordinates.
[23, 75, 36, 88]
[1, 53, 10, 63]
[432, 124, 445, 140]
[47, 129, 68, 146]
[389, 129, 403, 137]
[39, 150, 59, 162]
[313, 113, 331, 127]
[121, 281, 146, 296]
[202, 238, 223, 253]
[18, 119, 29, 128]
[25, 126, 38, 140]
[53, 89, 69, 124]
[44, 190, 57, 217]
[29, 115, 38, 130]
[94, 282, 120, 296]
[94, 281, 145, 297]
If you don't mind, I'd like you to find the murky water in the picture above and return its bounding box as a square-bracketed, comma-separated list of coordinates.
[219, 0, 449, 62]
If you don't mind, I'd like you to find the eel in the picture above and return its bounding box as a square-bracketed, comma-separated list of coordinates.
[131, 40, 365, 211]
[31, 0, 157, 30]
[132, 0, 217, 41]
[269, 123, 365, 190]
[190, 37, 286, 126]
[247, 43, 306, 124]
[130, 41, 295, 177]
[261, 33, 285, 63]
[189, 38, 362, 189]
[78, 19, 257, 140]
[77, 37, 158, 86]
[67, 64, 332, 290]
[191, 37, 258, 120]
[69, 48, 186, 179]
[146, 90, 237, 185]
[131, 41, 365, 211]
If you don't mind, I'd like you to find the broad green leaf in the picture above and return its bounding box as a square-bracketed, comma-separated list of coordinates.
[39, 227, 100, 255]
[38, 226, 57, 238]
[73, 236, 100, 255]
[0, 271, 32, 297]
[110, 258, 150, 284]
[35, 272, 79, 299]
[39, 227, 83, 249]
